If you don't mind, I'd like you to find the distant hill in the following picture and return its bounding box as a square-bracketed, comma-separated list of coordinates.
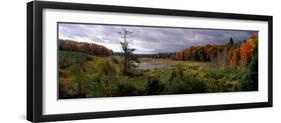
[113, 52, 176, 59]
[59, 39, 113, 56]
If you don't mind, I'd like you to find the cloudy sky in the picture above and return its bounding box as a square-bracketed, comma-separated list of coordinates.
[59, 23, 258, 54]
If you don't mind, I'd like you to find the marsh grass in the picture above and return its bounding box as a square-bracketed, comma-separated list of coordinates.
[59, 51, 246, 99]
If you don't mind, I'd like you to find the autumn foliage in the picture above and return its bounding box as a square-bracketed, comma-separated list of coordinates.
[239, 36, 257, 66]
[175, 35, 258, 66]
[59, 39, 113, 56]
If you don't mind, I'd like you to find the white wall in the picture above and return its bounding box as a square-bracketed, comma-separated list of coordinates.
[0, 0, 280, 123]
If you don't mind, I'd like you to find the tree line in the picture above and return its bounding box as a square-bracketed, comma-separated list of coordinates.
[59, 39, 113, 56]
[175, 35, 258, 67]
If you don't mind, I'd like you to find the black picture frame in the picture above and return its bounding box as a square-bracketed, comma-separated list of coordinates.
[27, 1, 273, 122]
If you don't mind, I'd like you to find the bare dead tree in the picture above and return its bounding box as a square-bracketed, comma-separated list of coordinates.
[119, 28, 137, 75]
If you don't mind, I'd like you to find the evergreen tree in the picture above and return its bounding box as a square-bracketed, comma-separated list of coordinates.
[228, 37, 234, 45]
[240, 46, 258, 91]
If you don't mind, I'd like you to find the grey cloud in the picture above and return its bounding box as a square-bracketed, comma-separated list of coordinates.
[59, 23, 258, 54]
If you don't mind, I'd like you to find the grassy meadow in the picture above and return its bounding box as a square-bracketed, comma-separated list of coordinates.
[58, 49, 252, 99]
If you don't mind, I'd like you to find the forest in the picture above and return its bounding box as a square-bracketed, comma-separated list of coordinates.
[58, 33, 258, 99]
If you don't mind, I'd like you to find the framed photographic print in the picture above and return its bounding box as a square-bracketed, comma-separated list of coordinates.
[27, 1, 273, 122]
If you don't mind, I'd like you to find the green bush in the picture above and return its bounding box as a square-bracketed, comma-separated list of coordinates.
[164, 68, 208, 94]
[188, 78, 208, 93]
[240, 48, 258, 91]
[114, 83, 140, 96]
[145, 78, 164, 95]
[204, 70, 224, 80]
[59, 64, 88, 99]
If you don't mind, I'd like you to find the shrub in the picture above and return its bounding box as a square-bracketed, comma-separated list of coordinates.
[165, 69, 187, 94]
[189, 78, 208, 93]
[204, 70, 224, 80]
[114, 83, 139, 96]
[59, 64, 88, 99]
[240, 47, 258, 91]
[145, 78, 164, 95]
